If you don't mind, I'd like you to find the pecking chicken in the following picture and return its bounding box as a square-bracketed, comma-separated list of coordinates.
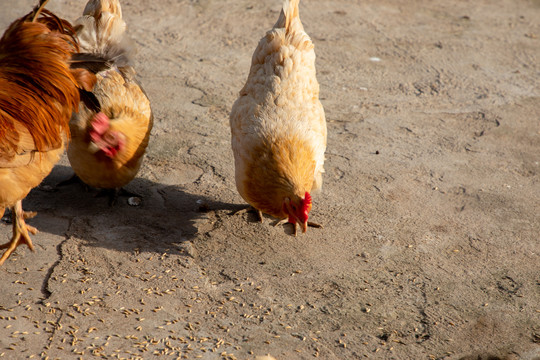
[230, 0, 327, 235]
[0, 0, 96, 265]
[66, 0, 153, 205]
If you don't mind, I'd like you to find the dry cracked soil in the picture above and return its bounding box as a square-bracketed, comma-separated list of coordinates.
[1, 0, 539, 359]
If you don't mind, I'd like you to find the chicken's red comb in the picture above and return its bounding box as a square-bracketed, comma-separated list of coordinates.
[301, 192, 312, 218]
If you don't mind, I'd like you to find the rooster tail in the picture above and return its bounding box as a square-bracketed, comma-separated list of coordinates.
[274, 0, 303, 33]
[74, 0, 133, 67]
[0, 5, 84, 152]
[30, 0, 51, 22]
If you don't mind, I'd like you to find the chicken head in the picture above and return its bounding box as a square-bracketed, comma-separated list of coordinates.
[88, 112, 125, 158]
[283, 191, 312, 234]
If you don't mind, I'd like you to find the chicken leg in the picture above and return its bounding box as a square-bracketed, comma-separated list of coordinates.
[0, 201, 37, 266]
[232, 206, 263, 223]
[274, 219, 323, 237]
[94, 187, 141, 206]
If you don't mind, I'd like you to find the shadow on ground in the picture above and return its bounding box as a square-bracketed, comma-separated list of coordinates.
[17, 165, 240, 256]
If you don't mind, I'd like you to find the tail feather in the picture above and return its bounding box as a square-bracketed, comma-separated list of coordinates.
[83, 0, 122, 18]
[274, 0, 302, 33]
[30, 0, 51, 22]
[70, 53, 111, 74]
[75, 0, 133, 66]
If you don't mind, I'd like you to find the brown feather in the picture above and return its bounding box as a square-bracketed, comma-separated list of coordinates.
[0, 10, 83, 157]
[70, 53, 111, 74]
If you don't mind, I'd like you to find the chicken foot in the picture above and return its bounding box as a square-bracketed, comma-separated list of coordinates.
[1, 207, 10, 223]
[0, 201, 38, 266]
[59, 175, 139, 206]
[274, 219, 323, 236]
[232, 206, 263, 222]
[95, 188, 141, 206]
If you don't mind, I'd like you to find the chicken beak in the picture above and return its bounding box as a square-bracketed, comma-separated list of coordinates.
[88, 142, 101, 154]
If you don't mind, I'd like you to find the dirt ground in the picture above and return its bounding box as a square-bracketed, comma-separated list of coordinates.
[1, 0, 539, 359]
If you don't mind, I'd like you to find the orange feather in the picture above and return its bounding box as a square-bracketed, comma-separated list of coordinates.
[0, 5, 96, 266]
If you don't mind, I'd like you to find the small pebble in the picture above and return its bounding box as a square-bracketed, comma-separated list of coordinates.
[128, 197, 142, 206]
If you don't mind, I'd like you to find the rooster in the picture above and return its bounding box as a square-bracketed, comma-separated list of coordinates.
[0, 0, 96, 265]
[230, 0, 327, 236]
[65, 0, 153, 204]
